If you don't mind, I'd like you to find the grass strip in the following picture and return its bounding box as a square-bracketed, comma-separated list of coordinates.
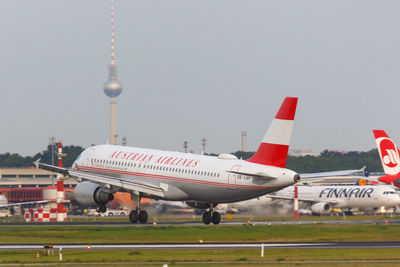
[2, 248, 400, 266]
[1, 224, 400, 244]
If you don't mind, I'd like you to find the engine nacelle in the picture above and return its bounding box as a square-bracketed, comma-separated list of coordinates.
[311, 202, 332, 215]
[74, 181, 114, 206]
[185, 201, 211, 209]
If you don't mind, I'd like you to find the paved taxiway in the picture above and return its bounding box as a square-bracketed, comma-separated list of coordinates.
[1, 241, 400, 251]
[0, 219, 399, 226]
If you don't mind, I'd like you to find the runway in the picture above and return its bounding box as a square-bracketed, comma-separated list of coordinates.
[0, 218, 399, 226]
[1, 241, 400, 251]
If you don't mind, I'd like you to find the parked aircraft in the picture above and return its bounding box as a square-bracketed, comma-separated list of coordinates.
[371, 130, 400, 187]
[0, 194, 47, 208]
[267, 184, 400, 214]
[35, 97, 362, 224]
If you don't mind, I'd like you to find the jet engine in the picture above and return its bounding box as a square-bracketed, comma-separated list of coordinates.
[185, 201, 211, 209]
[311, 202, 332, 215]
[74, 181, 114, 206]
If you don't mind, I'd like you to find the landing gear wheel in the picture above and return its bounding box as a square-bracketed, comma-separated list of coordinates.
[211, 212, 221, 225]
[129, 210, 139, 224]
[139, 210, 148, 224]
[202, 211, 212, 225]
[96, 206, 107, 213]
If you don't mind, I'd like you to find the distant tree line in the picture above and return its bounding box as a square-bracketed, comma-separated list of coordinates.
[0, 145, 85, 168]
[230, 149, 382, 173]
[0, 145, 382, 173]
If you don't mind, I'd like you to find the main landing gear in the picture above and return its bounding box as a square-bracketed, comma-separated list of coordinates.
[129, 209, 148, 224]
[96, 205, 107, 213]
[202, 205, 221, 225]
[129, 192, 148, 224]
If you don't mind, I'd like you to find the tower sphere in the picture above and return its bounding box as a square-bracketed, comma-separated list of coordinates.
[104, 79, 122, 97]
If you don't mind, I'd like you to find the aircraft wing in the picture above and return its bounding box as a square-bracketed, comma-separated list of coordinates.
[266, 194, 340, 204]
[34, 159, 165, 198]
[68, 169, 165, 198]
[33, 159, 69, 175]
[300, 166, 366, 180]
[0, 200, 48, 208]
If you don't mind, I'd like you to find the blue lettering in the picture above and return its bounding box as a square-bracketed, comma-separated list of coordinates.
[331, 188, 339, 198]
[358, 188, 365, 198]
[340, 188, 348, 198]
[363, 188, 373, 198]
[349, 188, 360, 198]
[319, 188, 330, 198]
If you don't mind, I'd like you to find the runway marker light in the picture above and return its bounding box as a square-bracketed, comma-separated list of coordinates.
[261, 243, 264, 257]
[59, 247, 63, 262]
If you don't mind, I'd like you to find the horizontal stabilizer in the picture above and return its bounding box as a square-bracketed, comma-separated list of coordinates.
[226, 170, 276, 181]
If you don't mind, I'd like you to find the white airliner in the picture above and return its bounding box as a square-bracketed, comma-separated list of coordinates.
[0, 195, 47, 209]
[35, 97, 363, 224]
[267, 184, 400, 214]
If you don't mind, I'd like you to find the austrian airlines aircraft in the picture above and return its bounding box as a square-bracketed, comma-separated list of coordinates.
[371, 130, 400, 187]
[268, 184, 400, 214]
[35, 97, 359, 225]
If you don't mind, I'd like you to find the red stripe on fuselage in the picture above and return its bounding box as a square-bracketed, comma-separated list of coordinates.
[75, 165, 277, 190]
[246, 143, 289, 168]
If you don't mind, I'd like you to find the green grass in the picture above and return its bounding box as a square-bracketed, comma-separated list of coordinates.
[1, 248, 400, 266]
[2, 214, 400, 223]
[1, 224, 400, 244]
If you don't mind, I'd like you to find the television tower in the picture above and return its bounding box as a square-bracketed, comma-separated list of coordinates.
[103, 0, 122, 145]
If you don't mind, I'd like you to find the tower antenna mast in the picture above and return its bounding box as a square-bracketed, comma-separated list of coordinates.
[103, 0, 123, 145]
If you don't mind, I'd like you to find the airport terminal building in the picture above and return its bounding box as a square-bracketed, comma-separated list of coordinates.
[0, 167, 77, 188]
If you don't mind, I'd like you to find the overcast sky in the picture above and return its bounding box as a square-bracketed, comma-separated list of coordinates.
[2, 1, 400, 156]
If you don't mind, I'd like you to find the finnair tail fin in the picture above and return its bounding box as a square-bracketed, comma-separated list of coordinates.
[247, 97, 298, 168]
[373, 130, 400, 176]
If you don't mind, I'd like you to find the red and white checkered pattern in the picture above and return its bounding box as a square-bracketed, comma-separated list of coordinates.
[23, 207, 68, 223]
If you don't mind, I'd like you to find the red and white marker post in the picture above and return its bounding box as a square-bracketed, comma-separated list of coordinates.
[293, 185, 299, 219]
[56, 142, 67, 222]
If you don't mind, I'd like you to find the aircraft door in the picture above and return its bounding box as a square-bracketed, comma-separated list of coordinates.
[228, 165, 241, 185]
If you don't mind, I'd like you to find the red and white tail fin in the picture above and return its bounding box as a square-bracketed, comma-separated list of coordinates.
[373, 130, 400, 176]
[247, 97, 298, 168]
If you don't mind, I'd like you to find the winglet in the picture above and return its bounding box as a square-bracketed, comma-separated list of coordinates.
[33, 158, 41, 168]
[360, 166, 367, 176]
